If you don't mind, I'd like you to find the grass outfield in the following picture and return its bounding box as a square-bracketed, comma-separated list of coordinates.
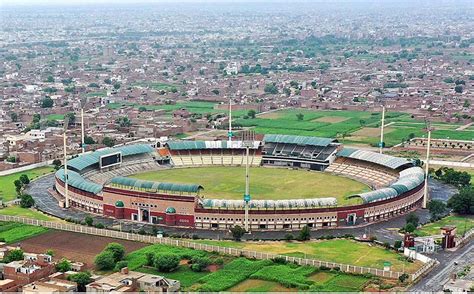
[130, 166, 369, 204]
[193, 239, 422, 273]
[0, 166, 55, 202]
[0, 222, 48, 243]
[416, 215, 474, 237]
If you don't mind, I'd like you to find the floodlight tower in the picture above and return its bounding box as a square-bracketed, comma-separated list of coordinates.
[242, 130, 255, 232]
[80, 97, 87, 153]
[379, 105, 386, 154]
[63, 116, 70, 208]
[228, 97, 233, 143]
[422, 118, 434, 209]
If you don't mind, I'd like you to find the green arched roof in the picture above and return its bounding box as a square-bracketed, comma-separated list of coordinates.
[109, 176, 203, 194]
[165, 207, 176, 213]
[115, 200, 124, 207]
[55, 169, 103, 194]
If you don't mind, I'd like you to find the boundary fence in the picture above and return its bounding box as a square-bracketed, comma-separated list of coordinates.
[0, 215, 436, 281]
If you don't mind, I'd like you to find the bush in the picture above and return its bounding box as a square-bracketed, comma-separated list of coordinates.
[190, 256, 211, 272]
[230, 225, 246, 241]
[298, 225, 311, 241]
[154, 254, 180, 272]
[84, 216, 93, 227]
[272, 257, 288, 264]
[56, 258, 72, 272]
[115, 261, 128, 271]
[104, 243, 125, 262]
[146, 252, 155, 266]
[94, 251, 115, 270]
[284, 233, 294, 241]
[95, 223, 105, 229]
[394, 240, 402, 249]
[20, 194, 35, 208]
[214, 258, 224, 265]
[319, 265, 330, 271]
[4, 249, 24, 263]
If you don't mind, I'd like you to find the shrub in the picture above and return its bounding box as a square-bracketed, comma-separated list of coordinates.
[20, 194, 35, 208]
[95, 223, 105, 229]
[190, 256, 211, 272]
[146, 252, 155, 266]
[285, 233, 294, 241]
[298, 225, 311, 241]
[230, 225, 246, 241]
[320, 265, 330, 271]
[104, 243, 125, 262]
[115, 261, 128, 271]
[84, 216, 93, 226]
[214, 258, 224, 265]
[4, 249, 24, 263]
[154, 254, 180, 272]
[394, 240, 402, 249]
[94, 251, 115, 270]
[56, 258, 72, 272]
[272, 257, 288, 264]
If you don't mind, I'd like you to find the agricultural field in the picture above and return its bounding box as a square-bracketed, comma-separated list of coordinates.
[0, 206, 57, 221]
[416, 215, 474, 237]
[239, 109, 474, 147]
[131, 166, 369, 204]
[125, 244, 375, 292]
[0, 221, 48, 243]
[20, 231, 146, 269]
[46, 113, 65, 120]
[193, 239, 422, 273]
[0, 166, 55, 202]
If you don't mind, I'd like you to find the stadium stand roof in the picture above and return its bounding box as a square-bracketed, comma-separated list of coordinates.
[263, 134, 336, 147]
[337, 148, 411, 169]
[55, 169, 103, 194]
[109, 176, 203, 194]
[201, 197, 337, 209]
[68, 144, 154, 172]
[167, 140, 260, 150]
[350, 166, 424, 203]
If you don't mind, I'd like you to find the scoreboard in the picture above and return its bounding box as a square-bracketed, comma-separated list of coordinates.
[100, 152, 122, 169]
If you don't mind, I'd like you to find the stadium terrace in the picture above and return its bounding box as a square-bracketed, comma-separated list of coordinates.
[54, 135, 425, 231]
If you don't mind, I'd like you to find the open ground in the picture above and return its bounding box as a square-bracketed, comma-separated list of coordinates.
[130, 166, 369, 203]
[0, 166, 55, 202]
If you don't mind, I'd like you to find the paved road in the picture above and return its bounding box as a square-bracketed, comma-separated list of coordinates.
[26, 175, 457, 243]
[410, 242, 474, 291]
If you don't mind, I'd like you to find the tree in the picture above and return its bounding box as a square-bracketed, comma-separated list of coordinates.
[68, 272, 92, 292]
[32, 114, 41, 123]
[14, 179, 23, 194]
[190, 256, 211, 272]
[454, 85, 463, 93]
[404, 223, 416, 233]
[94, 251, 115, 270]
[394, 240, 402, 249]
[447, 187, 474, 215]
[46, 249, 54, 256]
[113, 83, 121, 90]
[115, 117, 131, 128]
[427, 200, 447, 220]
[296, 113, 304, 121]
[211, 89, 220, 95]
[102, 137, 116, 147]
[84, 216, 94, 226]
[52, 159, 62, 170]
[230, 225, 246, 241]
[56, 258, 72, 272]
[46, 75, 54, 83]
[19, 174, 30, 185]
[405, 212, 419, 227]
[84, 136, 95, 145]
[399, 273, 409, 283]
[248, 110, 256, 119]
[4, 249, 24, 263]
[10, 112, 18, 122]
[104, 78, 112, 84]
[138, 106, 147, 112]
[41, 97, 54, 108]
[104, 243, 125, 262]
[154, 254, 180, 272]
[20, 194, 35, 208]
[298, 225, 311, 241]
[264, 83, 278, 94]
[65, 112, 76, 125]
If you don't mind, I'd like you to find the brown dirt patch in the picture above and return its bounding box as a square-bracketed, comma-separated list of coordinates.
[207, 264, 219, 272]
[312, 116, 349, 123]
[20, 230, 146, 269]
[351, 127, 394, 138]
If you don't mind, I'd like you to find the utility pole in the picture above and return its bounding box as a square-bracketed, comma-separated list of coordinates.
[423, 118, 433, 209]
[80, 97, 87, 153]
[63, 117, 70, 208]
[379, 105, 386, 154]
[242, 130, 254, 232]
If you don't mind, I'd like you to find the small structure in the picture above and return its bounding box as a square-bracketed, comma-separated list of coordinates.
[441, 226, 456, 249]
[383, 262, 391, 271]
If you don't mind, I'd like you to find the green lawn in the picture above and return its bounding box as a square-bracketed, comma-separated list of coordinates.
[126, 243, 379, 292]
[130, 166, 369, 204]
[0, 166, 55, 202]
[416, 215, 474, 237]
[194, 239, 421, 273]
[238, 108, 473, 147]
[46, 114, 64, 120]
[0, 206, 57, 221]
[0, 222, 48, 243]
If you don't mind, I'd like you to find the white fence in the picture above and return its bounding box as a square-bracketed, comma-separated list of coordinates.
[0, 215, 435, 281]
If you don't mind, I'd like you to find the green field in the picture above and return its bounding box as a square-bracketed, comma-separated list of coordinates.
[0, 206, 57, 221]
[46, 114, 65, 120]
[416, 215, 474, 237]
[130, 166, 369, 204]
[131, 81, 179, 92]
[0, 222, 48, 243]
[0, 166, 55, 201]
[194, 239, 421, 273]
[239, 109, 474, 147]
[126, 244, 373, 292]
